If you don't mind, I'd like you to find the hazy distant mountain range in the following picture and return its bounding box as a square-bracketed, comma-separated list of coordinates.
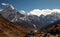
[0, 3, 60, 31]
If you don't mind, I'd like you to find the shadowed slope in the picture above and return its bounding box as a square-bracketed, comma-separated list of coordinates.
[45, 20, 60, 34]
[40, 20, 60, 37]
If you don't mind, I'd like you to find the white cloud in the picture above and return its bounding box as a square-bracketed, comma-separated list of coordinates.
[29, 9, 42, 16]
[1, 3, 14, 10]
[28, 9, 60, 16]
[19, 10, 26, 14]
[1, 3, 8, 6]
[52, 9, 60, 12]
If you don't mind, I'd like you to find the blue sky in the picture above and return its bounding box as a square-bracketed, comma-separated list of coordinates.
[0, 0, 60, 11]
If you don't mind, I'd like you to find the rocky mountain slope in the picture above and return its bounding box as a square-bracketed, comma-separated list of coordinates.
[0, 14, 35, 37]
[0, 3, 35, 29]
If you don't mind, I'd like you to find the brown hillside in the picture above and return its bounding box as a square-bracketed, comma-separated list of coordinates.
[46, 21, 60, 36]
[40, 20, 60, 37]
[0, 15, 34, 37]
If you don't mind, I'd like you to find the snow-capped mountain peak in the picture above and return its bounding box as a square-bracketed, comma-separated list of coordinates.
[0, 9, 3, 11]
[9, 5, 14, 10]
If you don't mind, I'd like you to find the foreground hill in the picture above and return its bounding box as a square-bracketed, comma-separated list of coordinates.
[0, 14, 35, 37]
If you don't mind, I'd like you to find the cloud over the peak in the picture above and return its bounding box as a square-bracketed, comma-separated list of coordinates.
[1, 3, 8, 6]
[28, 9, 60, 16]
[1, 3, 14, 9]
